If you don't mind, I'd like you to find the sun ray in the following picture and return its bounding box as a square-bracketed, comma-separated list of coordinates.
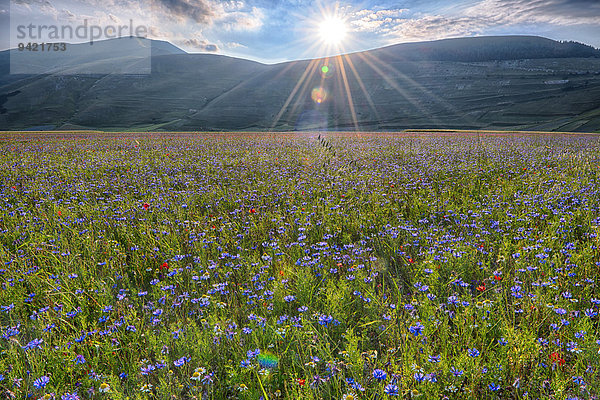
[354, 51, 447, 128]
[270, 58, 320, 130]
[335, 54, 359, 131]
[360, 51, 480, 128]
[288, 60, 323, 122]
[342, 53, 381, 127]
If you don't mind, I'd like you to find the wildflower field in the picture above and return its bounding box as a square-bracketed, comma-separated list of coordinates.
[2, 132, 600, 400]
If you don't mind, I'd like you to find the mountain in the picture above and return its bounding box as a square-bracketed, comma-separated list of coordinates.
[1, 35, 600, 132]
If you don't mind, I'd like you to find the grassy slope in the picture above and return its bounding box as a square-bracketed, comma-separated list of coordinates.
[1, 37, 599, 131]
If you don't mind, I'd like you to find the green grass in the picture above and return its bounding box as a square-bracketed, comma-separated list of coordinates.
[1, 132, 600, 399]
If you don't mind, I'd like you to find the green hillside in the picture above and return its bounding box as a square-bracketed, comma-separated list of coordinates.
[1, 36, 599, 132]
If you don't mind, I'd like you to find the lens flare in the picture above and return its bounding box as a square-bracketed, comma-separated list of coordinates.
[320, 64, 334, 78]
[258, 353, 279, 369]
[311, 87, 328, 104]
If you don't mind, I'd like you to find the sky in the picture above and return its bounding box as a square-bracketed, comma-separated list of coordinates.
[1, 0, 600, 63]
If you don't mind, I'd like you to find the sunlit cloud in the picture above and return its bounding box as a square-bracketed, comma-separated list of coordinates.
[224, 41, 247, 49]
[2, 0, 598, 58]
[389, 15, 484, 41]
[218, 6, 264, 31]
[182, 37, 218, 51]
[349, 8, 407, 33]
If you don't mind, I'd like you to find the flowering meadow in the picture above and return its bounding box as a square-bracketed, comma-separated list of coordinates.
[1, 132, 600, 400]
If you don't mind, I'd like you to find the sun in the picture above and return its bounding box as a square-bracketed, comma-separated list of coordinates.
[318, 16, 348, 45]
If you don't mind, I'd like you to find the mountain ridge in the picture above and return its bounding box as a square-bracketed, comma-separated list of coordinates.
[1, 35, 600, 132]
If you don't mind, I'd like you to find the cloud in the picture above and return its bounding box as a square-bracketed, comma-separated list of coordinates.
[465, 0, 600, 25]
[218, 6, 263, 30]
[225, 41, 247, 48]
[60, 8, 77, 21]
[148, 25, 173, 38]
[149, 0, 264, 32]
[181, 37, 218, 51]
[391, 15, 484, 40]
[349, 8, 408, 33]
[12, 0, 58, 17]
[12, 0, 52, 5]
[152, 0, 216, 24]
[376, 0, 600, 42]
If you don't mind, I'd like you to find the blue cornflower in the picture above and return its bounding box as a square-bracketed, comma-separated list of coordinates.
[414, 372, 426, 383]
[450, 366, 464, 377]
[22, 338, 44, 351]
[201, 372, 214, 385]
[140, 364, 156, 375]
[283, 295, 296, 302]
[346, 378, 365, 392]
[33, 375, 50, 389]
[73, 354, 86, 365]
[572, 376, 585, 385]
[373, 369, 387, 380]
[467, 348, 480, 358]
[489, 382, 500, 391]
[247, 349, 260, 359]
[174, 356, 190, 367]
[61, 393, 80, 400]
[408, 322, 425, 337]
[384, 383, 399, 396]
[428, 354, 441, 363]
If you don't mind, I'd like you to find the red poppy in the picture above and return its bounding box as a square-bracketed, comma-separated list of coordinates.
[297, 379, 306, 386]
[476, 283, 486, 292]
[142, 202, 149, 210]
[550, 352, 565, 366]
[493, 275, 502, 281]
[249, 208, 256, 214]
[160, 262, 169, 271]
[58, 211, 62, 216]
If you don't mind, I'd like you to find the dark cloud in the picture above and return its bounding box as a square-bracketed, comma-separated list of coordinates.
[467, 0, 600, 24]
[182, 38, 218, 51]
[381, 0, 600, 43]
[0, 0, 7, 51]
[12, 0, 53, 5]
[152, 0, 216, 24]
